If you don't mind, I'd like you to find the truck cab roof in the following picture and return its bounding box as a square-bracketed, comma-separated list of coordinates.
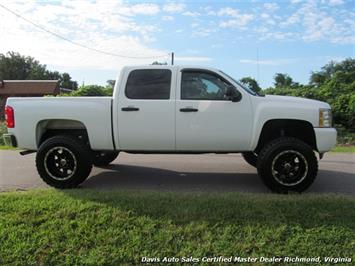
[122, 65, 220, 72]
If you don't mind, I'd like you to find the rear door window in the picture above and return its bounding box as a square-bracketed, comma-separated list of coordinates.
[125, 69, 171, 99]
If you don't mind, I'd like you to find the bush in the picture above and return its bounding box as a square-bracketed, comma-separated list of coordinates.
[336, 126, 355, 145]
[66, 85, 113, 97]
[264, 59, 355, 132]
[0, 121, 7, 146]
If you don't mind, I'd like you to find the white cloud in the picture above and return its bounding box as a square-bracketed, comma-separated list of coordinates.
[240, 56, 346, 66]
[182, 11, 200, 17]
[0, 1, 170, 72]
[274, 0, 355, 44]
[193, 27, 218, 37]
[0, 0, 353, 77]
[261, 13, 270, 19]
[162, 15, 174, 21]
[130, 3, 160, 15]
[163, 3, 185, 13]
[281, 13, 300, 26]
[203, 6, 215, 16]
[260, 13, 276, 25]
[219, 15, 254, 28]
[328, 0, 344, 6]
[240, 59, 285, 66]
[240, 57, 305, 66]
[175, 56, 212, 62]
[263, 3, 279, 12]
[217, 7, 239, 17]
[300, 2, 342, 42]
[207, 10, 216, 16]
[211, 43, 222, 48]
[217, 7, 254, 28]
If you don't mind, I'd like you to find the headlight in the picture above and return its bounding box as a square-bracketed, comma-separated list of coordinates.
[319, 108, 332, 127]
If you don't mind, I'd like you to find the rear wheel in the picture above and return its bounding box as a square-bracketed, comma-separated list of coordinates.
[36, 135, 92, 189]
[92, 151, 119, 166]
[242, 152, 258, 167]
[257, 137, 318, 193]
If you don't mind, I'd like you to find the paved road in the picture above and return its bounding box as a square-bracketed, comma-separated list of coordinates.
[0, 151, 354, 194]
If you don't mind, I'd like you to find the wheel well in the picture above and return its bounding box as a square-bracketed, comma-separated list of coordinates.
[36, 119, 90, 148]
[255, 119, 317, 153]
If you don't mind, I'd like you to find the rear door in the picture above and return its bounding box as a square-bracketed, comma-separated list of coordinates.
[117, 68, 175, 150]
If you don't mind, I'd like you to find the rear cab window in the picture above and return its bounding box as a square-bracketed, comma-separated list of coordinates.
[125, 69, 172, 99]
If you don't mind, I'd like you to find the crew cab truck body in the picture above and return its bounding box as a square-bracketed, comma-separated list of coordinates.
[4, 65, 337, 192]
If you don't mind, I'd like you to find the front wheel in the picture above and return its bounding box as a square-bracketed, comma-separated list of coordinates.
[36, 135, 93, 189]
[242, 152, 258, 167]
[257, 137, 318, 193]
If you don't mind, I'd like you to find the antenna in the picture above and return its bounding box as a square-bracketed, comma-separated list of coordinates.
[257, 47, 260, 84]
[171, 52, 175, 65]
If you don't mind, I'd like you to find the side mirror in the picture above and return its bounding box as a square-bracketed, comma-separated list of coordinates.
[225, 86, 242, 102]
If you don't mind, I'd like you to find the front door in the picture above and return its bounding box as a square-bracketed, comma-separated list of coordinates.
[117, 68, 175, 150]
[175, 69, 253, 151]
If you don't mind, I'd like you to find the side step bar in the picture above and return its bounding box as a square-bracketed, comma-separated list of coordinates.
[20, 150, 36, 156]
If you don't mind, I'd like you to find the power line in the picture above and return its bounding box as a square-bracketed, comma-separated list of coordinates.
[0, 3, 170, 60]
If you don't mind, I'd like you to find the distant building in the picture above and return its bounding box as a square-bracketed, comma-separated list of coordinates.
[0, 80, 59, 120]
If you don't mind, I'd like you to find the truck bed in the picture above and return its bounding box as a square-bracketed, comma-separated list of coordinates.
[6, 97, 114, 150]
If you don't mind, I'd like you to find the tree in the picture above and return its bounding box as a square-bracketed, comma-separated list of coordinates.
[239, 77, 261, 93]
[309, 72, 327, 86]
[0, 51, 47, 80]
[0, 51, 78, 90]
[309, 58, 355, 86]
[151, 61, 168, 65]
[106, 79, 116, 89]
[266, 58, 355, 130]
[274, 73, 293, 88]
[59, 73, 78, 90]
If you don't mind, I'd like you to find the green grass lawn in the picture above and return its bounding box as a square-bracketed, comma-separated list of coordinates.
[0, 190, 354, 265]
[0, 145, 17, 150]
[331, 145, 355, 153]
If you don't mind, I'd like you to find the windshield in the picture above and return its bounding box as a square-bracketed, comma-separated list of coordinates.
[219, 70, 258, 96]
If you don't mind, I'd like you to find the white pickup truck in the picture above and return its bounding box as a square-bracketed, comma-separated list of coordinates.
[4, 65, 337, 193]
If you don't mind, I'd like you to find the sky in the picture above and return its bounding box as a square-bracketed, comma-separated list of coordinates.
[0, 0, 354, 88]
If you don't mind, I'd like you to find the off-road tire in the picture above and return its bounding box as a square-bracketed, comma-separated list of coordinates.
[36, 135, 92, 189]
[92, 151, 119, 166]
[257, 137, 318, 193]
[242, 152, 258, 167]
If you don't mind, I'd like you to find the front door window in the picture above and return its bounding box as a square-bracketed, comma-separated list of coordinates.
[181, 71, 232, 100]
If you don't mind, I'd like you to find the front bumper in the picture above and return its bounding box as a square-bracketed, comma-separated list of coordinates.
[314, 128, 337, 153]
[3, 134, 17, 148]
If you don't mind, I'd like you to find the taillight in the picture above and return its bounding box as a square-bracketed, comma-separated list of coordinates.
[5, 106, 15, 128]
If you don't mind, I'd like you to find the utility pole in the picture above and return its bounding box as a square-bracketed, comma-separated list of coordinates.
[171, 52, 174, 65]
